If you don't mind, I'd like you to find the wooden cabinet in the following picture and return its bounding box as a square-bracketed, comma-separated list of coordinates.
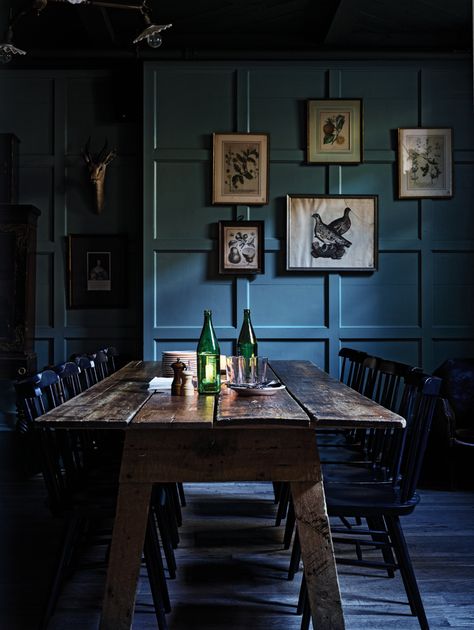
[0, 204, 41, 378]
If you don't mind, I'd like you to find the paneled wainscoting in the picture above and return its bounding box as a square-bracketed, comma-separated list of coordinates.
[1, 480, 473, 629]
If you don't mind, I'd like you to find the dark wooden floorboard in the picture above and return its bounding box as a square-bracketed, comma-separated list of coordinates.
[1, 478, 474, 629]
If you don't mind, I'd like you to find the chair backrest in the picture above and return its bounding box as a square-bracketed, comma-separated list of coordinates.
[72, 355, 99, 389]
[339, 348, 368, 389]
[358, 356, 380, 398]
[103, 346, 119, 372]
[53, 361, 83, 400]
[91, 349, 109, 380]
[433, 358, 474, 429]
[398, 374, 442, 503]
[15, 370, 62, 426]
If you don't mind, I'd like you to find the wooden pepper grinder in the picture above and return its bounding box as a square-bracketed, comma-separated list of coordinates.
[181, 370, 195, 396]
[171, 358, 186, 395]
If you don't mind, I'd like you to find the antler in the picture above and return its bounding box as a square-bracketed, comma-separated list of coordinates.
[82, 136, 92, 165]
[97, 138, 117, 166]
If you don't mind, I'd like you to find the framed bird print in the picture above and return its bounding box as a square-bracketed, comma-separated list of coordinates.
[286, 195, 378, 272]
[307, 99, 363, 164]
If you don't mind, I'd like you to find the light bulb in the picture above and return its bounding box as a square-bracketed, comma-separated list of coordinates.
[0, 50, 12, 64]
[146, 32, 162, 48]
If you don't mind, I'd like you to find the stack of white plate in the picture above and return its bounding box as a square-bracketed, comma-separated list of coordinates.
[162, 350, 197, 376]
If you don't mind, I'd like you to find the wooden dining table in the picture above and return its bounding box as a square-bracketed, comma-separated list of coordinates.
[36, 359, 405, 630]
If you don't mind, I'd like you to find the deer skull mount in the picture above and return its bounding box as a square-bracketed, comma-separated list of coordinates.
[82, 138, 117, 214]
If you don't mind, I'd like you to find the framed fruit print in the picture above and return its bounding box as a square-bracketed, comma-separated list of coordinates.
[307, 99, 363, 164]
[218, 221, 264, 275]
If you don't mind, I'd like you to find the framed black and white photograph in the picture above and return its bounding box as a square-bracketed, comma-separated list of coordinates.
[307, 99, 363, 164]
[398, 128, 453, 199]
[212, 133, 269, 205]
[286, 195, 378, 272]
[67, 234, 127, 308]
[218, 221, 264, 275]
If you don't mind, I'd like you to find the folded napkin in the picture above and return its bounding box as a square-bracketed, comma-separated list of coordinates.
[148, 376, 173, 392]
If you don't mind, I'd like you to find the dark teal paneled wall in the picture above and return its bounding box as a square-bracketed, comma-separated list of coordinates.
[0, 69, 141, 373]
[143, 60, 474, 375]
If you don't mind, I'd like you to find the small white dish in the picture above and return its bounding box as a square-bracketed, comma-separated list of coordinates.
[229, 383, 286, 397]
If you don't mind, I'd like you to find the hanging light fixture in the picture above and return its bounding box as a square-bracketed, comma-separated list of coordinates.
[0, 9, 26, 64]
[0, 28, 26, 63]
[133, 8, 171, 49]
[3, 0, 173, 59]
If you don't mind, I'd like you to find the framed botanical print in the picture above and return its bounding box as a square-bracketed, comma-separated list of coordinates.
[398, 128, 453, 199]
[212, 133, 269, 205]
[67, 234, 127, 308]
[286, 195, 378, 272]
[218, 221, 264, 275]
[307, 99, 363, 164]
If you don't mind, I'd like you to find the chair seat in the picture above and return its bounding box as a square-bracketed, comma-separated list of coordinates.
[322, 462, 391, 484]
[325, 482, 420, 516]
[454, 428, 474, 446]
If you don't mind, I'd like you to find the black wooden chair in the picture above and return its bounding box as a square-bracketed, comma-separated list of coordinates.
[427, 358, 474, 488]
[71, 355, 99, 389]
[298, 373, 442, 630]
[53, 361, 84, 401]
[103, 346, 119, 372]
[15, 374, 174, 630]
[339, 348, 368, 389]
[287, 362, 421, 578]
[91, 349, 110, 380]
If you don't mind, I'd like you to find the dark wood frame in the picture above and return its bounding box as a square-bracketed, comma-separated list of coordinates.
[397, 127, 453, 199]
[218, 220, 265, 275]
[286, 194, 378, 272]
[67, 234, 127, 309]
[212, 133, 269, 205]
[307, 98, 363, 164]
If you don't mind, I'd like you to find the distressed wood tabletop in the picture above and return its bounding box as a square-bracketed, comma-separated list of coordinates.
[270, 360, 405, 428]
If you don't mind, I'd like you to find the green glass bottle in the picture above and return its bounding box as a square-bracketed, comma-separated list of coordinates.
[197, 309, 221, 394]
[237, 309, 258, 359]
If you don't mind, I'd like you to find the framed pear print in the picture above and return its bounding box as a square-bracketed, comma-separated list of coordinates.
[218, 221, 264, 275]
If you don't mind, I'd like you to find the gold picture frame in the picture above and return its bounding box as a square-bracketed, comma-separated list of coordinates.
[212, 133, 269, 205]
[397, 128, 453, 199]
[307, 99, 363, 164]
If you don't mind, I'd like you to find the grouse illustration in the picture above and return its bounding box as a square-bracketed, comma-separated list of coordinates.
[312, 213, 351, 247]
[328, 207, 352, 236]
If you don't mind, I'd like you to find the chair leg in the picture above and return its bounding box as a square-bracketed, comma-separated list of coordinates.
[283, 499, 296, 549]
[275, 482, 290, 526]
[144, 511, 171, 624]
[300, 579, 311, 630]
[41, 513, 85, 629]
[296, 573, 307, 615]
[166, 483, 182, 527]
[367, 516, 396, 578]
[288, 529, 301, 581]
[177, 482, 186, 507]
[385, 515, 430, 629]
[273, 481, 282, 504]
